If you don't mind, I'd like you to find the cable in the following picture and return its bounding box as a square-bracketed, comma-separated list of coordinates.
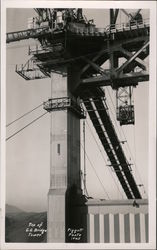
[106, 87, 147, 196]
[106, 87, 132, 162]
[86, 118, 123, 197]
[104, 87, 147, 197]
[86, 118, 123, 199]
[6, 111, 48, 141]
[81, 142, 110, 200]
[83, 120, 88, 196]
[106, 86, 136, 157]
[45, 104, 109, 198]
[106, 87, 125, 140]
[6, 103, 43, 127]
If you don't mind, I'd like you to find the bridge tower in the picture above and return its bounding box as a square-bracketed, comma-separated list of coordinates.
[6, 7, 150, 243]
[43, 69, 87, 242]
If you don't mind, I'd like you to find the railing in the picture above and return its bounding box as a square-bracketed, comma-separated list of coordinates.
[43, 97, 86, 118]
[105, 18, 150, 34]
[6, 18, 149, 44]
[68, 18, 149, 36]
[15, 59, 49, 80]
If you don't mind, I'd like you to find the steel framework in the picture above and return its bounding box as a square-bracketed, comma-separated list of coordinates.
[6, 8, 150, 199]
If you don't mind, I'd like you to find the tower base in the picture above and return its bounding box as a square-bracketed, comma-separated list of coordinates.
[47, 189, 66, 242]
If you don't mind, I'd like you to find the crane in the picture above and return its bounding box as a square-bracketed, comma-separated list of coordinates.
[6, 8, 149, 200]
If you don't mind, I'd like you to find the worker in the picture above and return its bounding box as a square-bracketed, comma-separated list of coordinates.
[77, 9, 83, 22]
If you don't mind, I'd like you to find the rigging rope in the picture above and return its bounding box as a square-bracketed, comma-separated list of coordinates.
[6, 111, 48, 141]
[6, 103, 43, 127]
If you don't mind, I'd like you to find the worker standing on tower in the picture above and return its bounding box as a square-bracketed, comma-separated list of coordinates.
[77, 9, 84, 22]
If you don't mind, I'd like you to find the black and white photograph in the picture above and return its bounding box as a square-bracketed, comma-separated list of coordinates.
[0, 0, 156, 249]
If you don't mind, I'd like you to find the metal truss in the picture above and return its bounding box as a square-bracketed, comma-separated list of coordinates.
[80, 36, 149, 89]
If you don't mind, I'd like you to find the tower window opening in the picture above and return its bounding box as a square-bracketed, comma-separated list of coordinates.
[57, 143, 61, 155]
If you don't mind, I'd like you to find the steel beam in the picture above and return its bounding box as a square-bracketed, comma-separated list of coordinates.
[116, 41, 149, 74]
[119, 47, 147, 70]
[110, 9, 119, 25]
[81, 71, 149, 88]
[81, 47, 109, 75]
[83, 58, 108, 75]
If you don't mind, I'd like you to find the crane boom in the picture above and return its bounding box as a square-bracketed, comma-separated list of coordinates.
[6, 27, 49, 43]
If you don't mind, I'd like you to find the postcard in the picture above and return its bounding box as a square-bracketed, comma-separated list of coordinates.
[0, 1, 156, 249]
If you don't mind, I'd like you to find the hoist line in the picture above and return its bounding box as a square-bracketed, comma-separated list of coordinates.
[81, 142, 110, 200]
[106, 87, 147, 196]
[106, 87, 126, 142]
[107, 87, 145, 180]
[6, 103, 43, 127]
[106, 87, 136, 157]
[133, 89, 137, 164]
[106, 87, 131, 160]
[86, 118, 124, 199]
[6, 111, 48, 141]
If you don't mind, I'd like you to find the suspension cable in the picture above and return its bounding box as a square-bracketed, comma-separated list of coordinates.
[6, 111, 48, 141]
[6, 103, 43, 127]
[83, 120, 88, 196]
[86, 118, 123, 199]
[81, 142, 110, 200]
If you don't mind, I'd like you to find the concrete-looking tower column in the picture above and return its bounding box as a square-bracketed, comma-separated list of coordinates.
[47, 69, 87, 243]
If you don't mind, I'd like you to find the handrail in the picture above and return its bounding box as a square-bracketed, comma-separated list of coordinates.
[105, 18, 150, 34]
[68, 18, 150, 36]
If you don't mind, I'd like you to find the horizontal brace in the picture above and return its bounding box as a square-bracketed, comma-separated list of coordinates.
[112, 169, 132, 173]
[81, 71, 149, 88]
[107, 163, 133, 167]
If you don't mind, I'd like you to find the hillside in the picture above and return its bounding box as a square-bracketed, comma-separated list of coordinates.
[5, 205, 47, 242]
[6, 204, 25, 214]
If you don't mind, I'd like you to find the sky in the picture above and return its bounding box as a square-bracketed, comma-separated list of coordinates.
[5, 8, 149, 212]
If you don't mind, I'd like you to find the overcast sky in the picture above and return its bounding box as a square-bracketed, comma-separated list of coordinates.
[6, 8, 149, 212]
